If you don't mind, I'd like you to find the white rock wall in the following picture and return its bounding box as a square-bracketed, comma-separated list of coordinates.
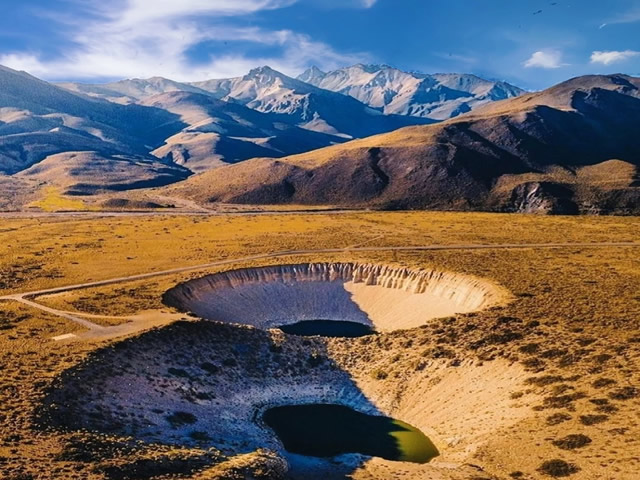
[163, 263, 509, 331]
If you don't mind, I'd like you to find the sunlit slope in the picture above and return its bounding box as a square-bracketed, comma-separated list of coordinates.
[169, 74, 640, 214]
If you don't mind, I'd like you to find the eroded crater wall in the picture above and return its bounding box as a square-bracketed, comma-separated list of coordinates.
[163, 263, 509, 331]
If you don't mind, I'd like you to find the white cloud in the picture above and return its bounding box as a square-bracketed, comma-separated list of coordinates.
[0, 0, 369, 81]
[523, 50, 566, 69]
[361, 0, 377, 7]
[590, 50, 640, 65]
[0, 54, 47, 76]
[112, 0, 298, 26]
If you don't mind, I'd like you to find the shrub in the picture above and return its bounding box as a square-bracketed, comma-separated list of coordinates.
[307, 353, 324, 368]
[371, 368, 388, 380]
[537, 459, 580, 477]
[526, 375, 564, 387]
[167, 367, 189, 378]
[166, 411, 197, 428]
[222, 358, 237, 367]
[188, 431, 211, 442]
[609, 386, 638, 400]
[199, 362, 219, 375]
[546, 413, 572, 425]
[552, 434, 592, 450]
[579, 414, 608, 425]
[592, 378, 616, 388]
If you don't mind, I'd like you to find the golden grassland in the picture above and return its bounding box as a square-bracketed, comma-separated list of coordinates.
[26, 187, 95, 213]
[0, 211, 639, 480]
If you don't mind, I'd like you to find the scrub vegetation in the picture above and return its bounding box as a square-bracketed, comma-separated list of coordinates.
[0, 211, 638, 479]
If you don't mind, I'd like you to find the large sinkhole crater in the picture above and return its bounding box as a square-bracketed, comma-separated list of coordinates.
[43, 263, 517, 478]
[162, 262, 510, 333]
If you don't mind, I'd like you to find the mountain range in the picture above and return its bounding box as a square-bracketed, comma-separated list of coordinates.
[297, 64, 525, 120]
[0, 64, 520, 192]
[167, 74, 640, 215]
[1, 63, 638, 214]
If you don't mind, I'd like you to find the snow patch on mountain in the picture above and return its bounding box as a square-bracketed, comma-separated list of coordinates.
[297, 64, 525, 120]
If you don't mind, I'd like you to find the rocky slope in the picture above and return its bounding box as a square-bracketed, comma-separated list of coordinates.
[0, 65, 435, 199]
[298, 64, 525, 120]
[16, 151, 191, 195]
[168, 74, 640, 214]
[190, 66, 434, 138]
[0, 65, 185, 175]
[140, 91, 347, 172]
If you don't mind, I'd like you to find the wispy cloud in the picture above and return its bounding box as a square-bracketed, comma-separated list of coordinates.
[361, 0, 378, 7]
[523, 50, 566, 69]
[605, 7, 640, 25]
[0, 0, 369, 81]
[590, 50, 640, 65]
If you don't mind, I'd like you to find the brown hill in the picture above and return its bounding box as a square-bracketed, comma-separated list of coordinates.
[167, 74, 640, 214]
[17, 151, 191, 195]
[140, 91, 348, 172]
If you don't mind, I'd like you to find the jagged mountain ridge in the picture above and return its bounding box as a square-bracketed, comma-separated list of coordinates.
[297, 64, 525, 120]
[189, 66, 434, 138]
[57, 77, 213, 105]
[59, 66, 435, 140]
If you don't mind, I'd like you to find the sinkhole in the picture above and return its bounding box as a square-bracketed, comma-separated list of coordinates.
[162, 262, 509, 334]
[42, 263, 516, 478]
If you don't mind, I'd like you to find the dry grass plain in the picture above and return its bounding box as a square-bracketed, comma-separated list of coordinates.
[0, 211, 639, 480]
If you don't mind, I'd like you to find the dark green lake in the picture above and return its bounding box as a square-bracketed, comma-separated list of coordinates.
[263, 404, 438, 463]
[278, 320, 375, 338]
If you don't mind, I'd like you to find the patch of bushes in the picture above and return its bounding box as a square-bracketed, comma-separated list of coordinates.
[471, 330, 523, 349]
[188, 431, 212, 442]
[541, 392, 587, 410]
[609, 386, 638, 400]
[222, 358, 237, 367]
[592, 378, 616, 388]
[307, 352, 325, 368]
[371, 368, 388, 380]
[546, 413, 572, 425]
[551, 434, 592, 450]
[167, 367, 189, 378]
[199, 362, 219, 375]
[537, 459, 580, 477]
[519, 343, 540, 354]
[579, 414, 608, 425]
[55, 434, 136, 462]
[588, 398, 618, 413]
[166, 411, 197, 428]
[526, 375, 564, 387]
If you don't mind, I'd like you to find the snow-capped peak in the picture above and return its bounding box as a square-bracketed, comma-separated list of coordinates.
[296, 64, 525, 120]
[298, 66, 327, 84]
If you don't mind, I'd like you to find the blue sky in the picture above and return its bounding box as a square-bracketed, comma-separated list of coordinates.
[0, 0, 639, 90]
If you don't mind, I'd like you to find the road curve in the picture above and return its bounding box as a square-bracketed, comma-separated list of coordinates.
[1, 241, 638, 332]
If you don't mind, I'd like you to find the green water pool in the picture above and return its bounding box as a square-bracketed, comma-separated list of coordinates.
[263, 404, 438, 463]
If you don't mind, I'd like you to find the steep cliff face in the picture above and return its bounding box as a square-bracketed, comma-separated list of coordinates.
[163, 263, 509, 332]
